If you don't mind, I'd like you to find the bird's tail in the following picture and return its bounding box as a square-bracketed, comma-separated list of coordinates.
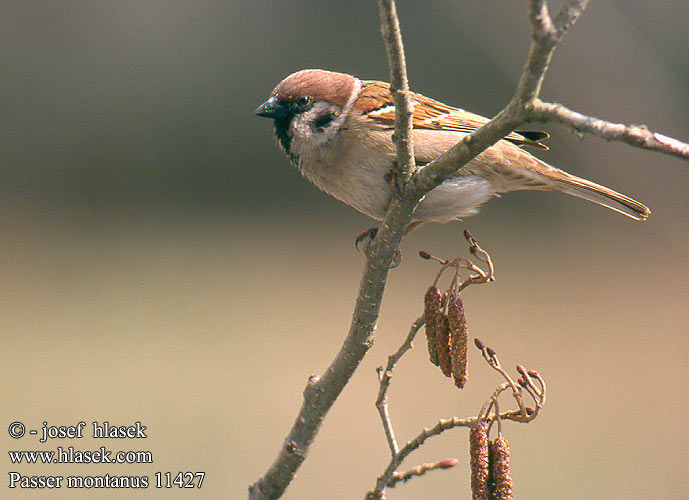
[554, 174, 650, 220]
[511, 151, 651, 220]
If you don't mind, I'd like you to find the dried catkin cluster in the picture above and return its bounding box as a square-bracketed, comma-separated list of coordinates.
[419, 234, 493, 389]
[470, 422, 514, 500]
[423, 285, 468, 388]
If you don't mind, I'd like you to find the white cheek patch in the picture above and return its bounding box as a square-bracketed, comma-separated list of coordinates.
[287, 104, 341, 164]
[291, 102, 343, 148]
[286, 77, 362, 169]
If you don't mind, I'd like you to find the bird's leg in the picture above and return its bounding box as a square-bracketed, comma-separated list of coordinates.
[384, 167, 403, 201]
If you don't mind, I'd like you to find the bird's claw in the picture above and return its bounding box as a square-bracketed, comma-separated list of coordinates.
[355, 226, 402, 268]
[355, 227, 379, 252]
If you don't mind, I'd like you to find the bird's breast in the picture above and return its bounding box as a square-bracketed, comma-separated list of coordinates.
[289, 127, 395, 220]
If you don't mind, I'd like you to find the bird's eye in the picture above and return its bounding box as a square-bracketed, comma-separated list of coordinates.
[295, 96, 311, 109]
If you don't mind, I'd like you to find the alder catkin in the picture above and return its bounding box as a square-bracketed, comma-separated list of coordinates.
[436, 315, 452, 377]
[470, 421, 490, 500]
[447, 294, 468, 388]
[490, 434, 514, 500]
[423, 286, 443, 366]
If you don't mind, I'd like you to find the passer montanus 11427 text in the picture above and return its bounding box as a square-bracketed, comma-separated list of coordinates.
[255, 69, 650, 224]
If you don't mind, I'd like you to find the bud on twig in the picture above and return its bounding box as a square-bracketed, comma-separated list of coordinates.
[448, 294, 468, 388]
[470, 420, 490, 500]
[387, 457, 459, 488]
[463, 229, 477, 246]
[437, 457, 458, 469]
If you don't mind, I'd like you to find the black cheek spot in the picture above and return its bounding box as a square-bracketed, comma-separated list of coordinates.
[313, 113, 334, 131]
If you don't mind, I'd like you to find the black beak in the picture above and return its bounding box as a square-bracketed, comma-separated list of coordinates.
[255, 96, 289, 119]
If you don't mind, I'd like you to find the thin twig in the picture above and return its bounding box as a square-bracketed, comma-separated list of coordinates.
[475, 339, 547, 424]
[377, 0, 416, 190]
[375, 317, 425, 456]
[386, 458, 458, 488]
[477, 343, 528, 418]
[553, 0, 591, 36]
[493, 397, 502, 435]
[366, 416, 475, 500]
[517, 366, 547, 418]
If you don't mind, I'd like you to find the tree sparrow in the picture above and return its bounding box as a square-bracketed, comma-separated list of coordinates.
[255, 69, 650, 223]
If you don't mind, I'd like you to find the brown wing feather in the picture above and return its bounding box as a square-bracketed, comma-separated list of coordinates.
[356, 81, 548, 150]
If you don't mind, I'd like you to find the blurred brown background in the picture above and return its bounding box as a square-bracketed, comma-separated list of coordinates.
[2, 1, 688, 499]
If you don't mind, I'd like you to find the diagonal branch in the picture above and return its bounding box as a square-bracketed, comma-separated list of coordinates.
[410, 0, 687, 199]
[409, 0, 589, 197]
[247, 202, 410, 500]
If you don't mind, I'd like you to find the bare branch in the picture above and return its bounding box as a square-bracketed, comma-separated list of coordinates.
[377, 0, 416, 189]
[530, 100, 689, 161]
[248, 209, 409, 500]
[408, 106, 524, 199]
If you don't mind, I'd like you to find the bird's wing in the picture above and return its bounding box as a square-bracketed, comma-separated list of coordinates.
[357, 80, 548, 150]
